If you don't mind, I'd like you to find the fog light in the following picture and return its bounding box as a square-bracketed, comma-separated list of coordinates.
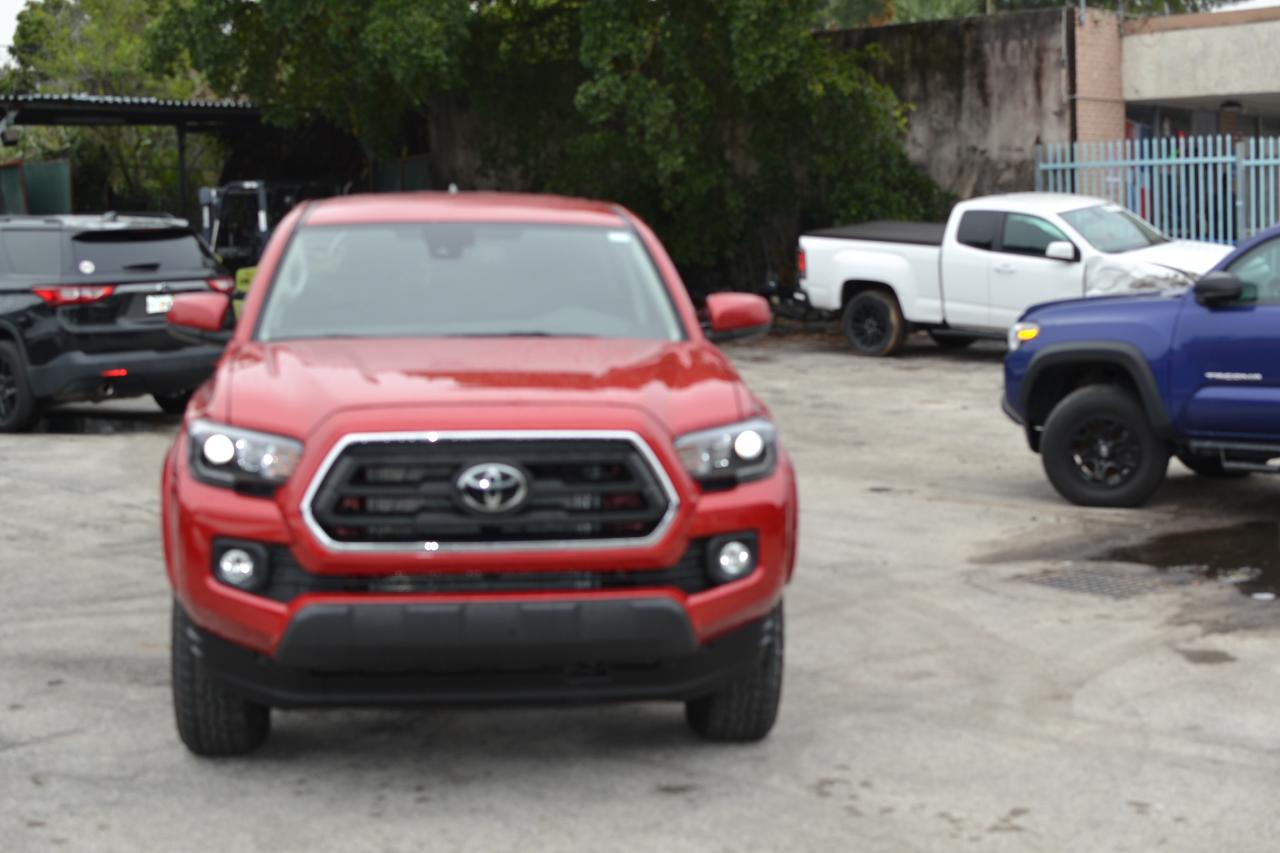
[707, 534, 758, 585]
[718, 541, 753, 576]
[203, 433, 235, 466]
[216, 548, 257, 588]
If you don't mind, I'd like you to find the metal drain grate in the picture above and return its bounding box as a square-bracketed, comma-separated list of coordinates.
[1015, 564, 1193, 600]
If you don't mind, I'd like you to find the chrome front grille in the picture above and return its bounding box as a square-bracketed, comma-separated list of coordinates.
[303, 431, 678, 551]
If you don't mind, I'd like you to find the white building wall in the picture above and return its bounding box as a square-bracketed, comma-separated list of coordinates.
[1124, 19, 1280, 101]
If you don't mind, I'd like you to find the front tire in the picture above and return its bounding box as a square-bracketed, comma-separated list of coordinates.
[0, 341, 39, 433]
[1040, 385, 1169, 507]
[171, 603, 271, 757]
[842, 290, 907, 357]
[685, 605, 783, 742]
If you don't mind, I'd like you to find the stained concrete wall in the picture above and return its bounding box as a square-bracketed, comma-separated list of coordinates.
[828, 9, 1073, 198]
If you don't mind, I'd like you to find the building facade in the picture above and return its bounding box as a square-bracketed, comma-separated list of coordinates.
[833, 6, 1280, 197]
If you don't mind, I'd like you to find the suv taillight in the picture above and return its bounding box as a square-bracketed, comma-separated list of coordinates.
[33, 285, 116, 306]
[207, 276, 235, 293]
[797, 248, 806, 279]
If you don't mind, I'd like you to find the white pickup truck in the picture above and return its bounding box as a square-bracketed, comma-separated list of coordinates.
[796, 192, 1231, 356]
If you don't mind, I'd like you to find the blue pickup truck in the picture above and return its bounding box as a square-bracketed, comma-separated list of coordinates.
[1004, 224, 1280, 507]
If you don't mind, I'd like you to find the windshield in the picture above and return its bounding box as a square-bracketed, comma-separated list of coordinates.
[256, 223, 685, 342]
[1060, 204, 1167, 253]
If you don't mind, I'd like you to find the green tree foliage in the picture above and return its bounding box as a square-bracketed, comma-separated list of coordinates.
[153, 0, 473, 155]
[3, 0, 224, 213]
[812, 0, 895, 29]
[156, 0, 950, 288]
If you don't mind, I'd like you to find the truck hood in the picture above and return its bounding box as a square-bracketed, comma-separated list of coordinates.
[1023, 290, 1184, 326]
[1085, 240, 1231, 296]
[219, 337, 749, 440]
[1121, 239, 1231, 274]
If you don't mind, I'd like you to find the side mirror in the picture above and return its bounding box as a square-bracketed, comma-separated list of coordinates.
[705, 292, 772, 343]
[1045, 241, 1077, 262]
[168, 292, 233, 345]
[1194, 271, 1244, 306]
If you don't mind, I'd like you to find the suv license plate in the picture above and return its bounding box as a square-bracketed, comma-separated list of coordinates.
[146, 294, 174, 314]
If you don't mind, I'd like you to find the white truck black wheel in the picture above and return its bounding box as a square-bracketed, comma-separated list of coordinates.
[842, 290, 906, 357]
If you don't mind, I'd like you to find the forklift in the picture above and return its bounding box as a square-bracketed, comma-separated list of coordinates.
[198, 180, 340, 272]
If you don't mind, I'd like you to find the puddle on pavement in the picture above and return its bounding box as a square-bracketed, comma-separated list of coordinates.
[32, 409, 178, 435]
[1095, 521, 1280, 598]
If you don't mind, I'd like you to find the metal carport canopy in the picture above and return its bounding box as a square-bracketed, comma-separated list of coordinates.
[0, 93, 261, 214]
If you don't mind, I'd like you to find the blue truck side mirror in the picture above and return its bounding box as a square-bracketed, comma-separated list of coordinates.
[1194, 271, 1244, 306]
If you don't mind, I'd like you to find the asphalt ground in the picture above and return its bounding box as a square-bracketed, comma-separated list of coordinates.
[3, 328, 1279, 852]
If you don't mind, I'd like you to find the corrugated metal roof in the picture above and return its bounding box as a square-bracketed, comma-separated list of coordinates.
[0, 92, 260, 127]
[0, 92, 255, 110]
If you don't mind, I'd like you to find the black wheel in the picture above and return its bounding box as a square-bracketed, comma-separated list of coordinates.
[153, 390, 194, 415]
[928, 331, 977, 350]
[171, 603, 270, 757]
[1176, 450, 1250, 479]
[0, 341, 38, 433]
[1040, 385, 1169, 507]
[841, 290, 906, 357]
[685, 604, 783, 742]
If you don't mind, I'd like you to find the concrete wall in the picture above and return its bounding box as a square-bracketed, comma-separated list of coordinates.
[1075, 10, 1125, 142]
[828, 9, 1073, 198]
[1124, 9, 1280, 102]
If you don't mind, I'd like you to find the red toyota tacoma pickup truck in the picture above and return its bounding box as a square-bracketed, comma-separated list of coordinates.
[162, 192, 798, 756]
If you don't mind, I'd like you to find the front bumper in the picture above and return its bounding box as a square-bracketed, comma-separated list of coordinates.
[184, 602, 771, 708]
[165, 431, 797, 655]
[274, 598, 698, 670]
[28, 344, 223, 401]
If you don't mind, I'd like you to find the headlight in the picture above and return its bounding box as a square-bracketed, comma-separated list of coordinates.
[188, 419, 303, 492]
[675, 417, 777, 486]
[1007, 322, 1039, 352]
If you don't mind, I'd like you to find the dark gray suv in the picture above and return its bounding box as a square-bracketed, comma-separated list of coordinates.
[0, 213, 231, 431]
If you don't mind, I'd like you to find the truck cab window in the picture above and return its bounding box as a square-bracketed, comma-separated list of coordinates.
[956, 211, 1002, 251]
[1001, 214, 1069, 257]
[1227, 238, 1280, 305]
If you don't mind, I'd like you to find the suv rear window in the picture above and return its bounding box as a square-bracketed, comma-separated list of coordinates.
[1, 230, 61, 274]
[71, 228, 217, 275]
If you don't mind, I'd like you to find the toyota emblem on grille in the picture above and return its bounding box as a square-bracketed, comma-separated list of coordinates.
[456, 462, 528, 514]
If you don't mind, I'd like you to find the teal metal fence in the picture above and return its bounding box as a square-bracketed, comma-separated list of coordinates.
[1241, 137, 1280, 241]
[1035, 135, 1280, 245]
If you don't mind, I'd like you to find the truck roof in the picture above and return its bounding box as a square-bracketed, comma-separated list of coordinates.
[801, 193, 1118, 245]
[960, 192, 1112, 216]
[303, 192, 628, 228]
